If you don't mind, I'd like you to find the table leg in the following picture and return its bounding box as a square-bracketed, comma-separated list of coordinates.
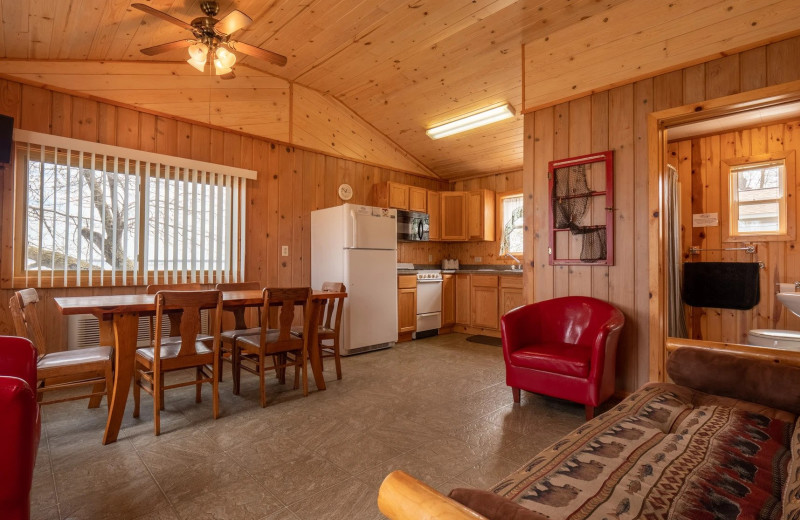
[308, 300, 326, 391]
[89, 318, 116, 409]
[103, 312, 139, 445]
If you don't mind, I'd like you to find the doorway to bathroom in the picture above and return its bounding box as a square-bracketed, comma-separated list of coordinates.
[648, 79, 800, 381]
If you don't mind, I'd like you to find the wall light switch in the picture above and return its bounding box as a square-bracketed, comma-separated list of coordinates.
[282, 246, 289, 257]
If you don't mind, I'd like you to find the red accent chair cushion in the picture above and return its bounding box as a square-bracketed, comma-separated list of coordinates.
[0, 336, 41, 520]
[501, 297, 624, 417]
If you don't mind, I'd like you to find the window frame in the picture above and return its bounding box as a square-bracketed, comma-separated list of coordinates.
[497, 190, 524, 255]
[6, 130, 254, 289]
[722, 150, 796, 243]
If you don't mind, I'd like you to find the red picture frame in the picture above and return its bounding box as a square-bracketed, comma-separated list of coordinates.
[548, 150, 614, 266]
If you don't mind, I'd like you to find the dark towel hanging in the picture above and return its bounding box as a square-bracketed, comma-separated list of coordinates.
[682, 262, 760, 310]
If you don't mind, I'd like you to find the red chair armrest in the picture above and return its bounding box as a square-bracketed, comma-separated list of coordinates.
[0, 336, 38, 392]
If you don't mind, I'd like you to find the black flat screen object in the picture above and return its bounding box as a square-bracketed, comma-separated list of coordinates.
[0, 114, 12, 164]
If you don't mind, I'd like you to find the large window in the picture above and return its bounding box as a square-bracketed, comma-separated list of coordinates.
[499, 191, 523, 255]
[12, 130, 253, 287]
[723, 151, 795, 242]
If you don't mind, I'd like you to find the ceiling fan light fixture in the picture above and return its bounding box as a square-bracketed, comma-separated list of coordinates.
[187, 56, 207, 72]
[215, 46, 236, 69]
[213, 61, 233, 75]
[426, 103, 516, 139]
[188, 41, 208, 61]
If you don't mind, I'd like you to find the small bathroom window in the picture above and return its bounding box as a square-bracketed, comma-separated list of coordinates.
[723, 151, 796, 242]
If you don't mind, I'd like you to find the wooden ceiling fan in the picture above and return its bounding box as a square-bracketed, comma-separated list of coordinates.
[132, 1, 287, 79]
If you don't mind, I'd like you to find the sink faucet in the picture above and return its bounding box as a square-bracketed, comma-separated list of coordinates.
[505, 252, 522, 270]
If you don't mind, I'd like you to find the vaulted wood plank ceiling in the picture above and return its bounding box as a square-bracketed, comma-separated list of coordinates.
[0, 0, 797, 180]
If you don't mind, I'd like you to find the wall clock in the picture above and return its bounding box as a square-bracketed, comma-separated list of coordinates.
[338, 183, 353, 201]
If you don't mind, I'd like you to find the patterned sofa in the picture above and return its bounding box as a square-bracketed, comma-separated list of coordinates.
[378, 346, 800, 520]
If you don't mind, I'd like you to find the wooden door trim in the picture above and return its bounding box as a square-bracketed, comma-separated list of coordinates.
[648, 79, 800, 383]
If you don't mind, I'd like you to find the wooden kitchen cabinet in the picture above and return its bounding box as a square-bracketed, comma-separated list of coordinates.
[455, 274, 471, 325]
[467, 189, 496, 241]
[397, 275, 417, 335]
[471, 274, 499, 330]
[441, 273, 455, 326]
[409, 186, 427, 212]
[428, 191, 441, 240]
[389, 182, 409, 209]
[441, 191, 467, 241]
[500, 276, 524, 316]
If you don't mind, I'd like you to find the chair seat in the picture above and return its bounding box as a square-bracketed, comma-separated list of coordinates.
[136, 342, 213, 362]
[290, 325, 335, 338]
[235, 331, 289, 349]
[37, 346, 113, 375]
[219, 327, 261, 342]
[510, 343, 591, 378]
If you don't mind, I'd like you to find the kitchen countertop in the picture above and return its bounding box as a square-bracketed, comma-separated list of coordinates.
[397, 268, 522, 275]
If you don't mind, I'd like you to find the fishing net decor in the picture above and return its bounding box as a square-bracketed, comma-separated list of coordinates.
[551, 163, 607, 262]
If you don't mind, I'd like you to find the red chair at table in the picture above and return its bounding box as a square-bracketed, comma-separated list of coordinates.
[0, 336, 41, 520]
[501, 296, 625, 420]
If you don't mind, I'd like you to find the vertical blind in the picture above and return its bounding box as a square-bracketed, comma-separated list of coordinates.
[13, 129, 256, 288]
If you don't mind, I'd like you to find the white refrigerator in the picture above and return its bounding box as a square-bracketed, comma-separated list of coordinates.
[311, 204, 398, 355]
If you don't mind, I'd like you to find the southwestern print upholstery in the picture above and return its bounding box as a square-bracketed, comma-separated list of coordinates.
[784, 417, 800, 520]
[493, 383, 797, 519]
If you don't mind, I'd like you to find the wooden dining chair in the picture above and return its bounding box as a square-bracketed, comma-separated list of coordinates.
[133, 290, 222, 436]
[291, 282, 346, 380]
[8, 288, 114, 408]
[233, 287, 311, 407]
[215, 281, 263, 381]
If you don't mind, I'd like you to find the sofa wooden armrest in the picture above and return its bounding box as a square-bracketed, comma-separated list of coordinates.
[377, 470, 487, 520]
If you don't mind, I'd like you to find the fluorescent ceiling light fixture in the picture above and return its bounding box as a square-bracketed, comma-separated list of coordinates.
[426, 103, 516, 139]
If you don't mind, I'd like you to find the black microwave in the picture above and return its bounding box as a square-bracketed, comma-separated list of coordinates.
[397, 209, 429, 241]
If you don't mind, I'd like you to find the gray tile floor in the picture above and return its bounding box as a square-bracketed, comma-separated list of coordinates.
[31, 334, 587, 520]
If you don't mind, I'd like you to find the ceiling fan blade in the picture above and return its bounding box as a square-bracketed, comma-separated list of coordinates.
[131, 3, 194, 32]
[215, 10, 252, 36]
[139, 40, 193, 56]
[221, 71, 236, 80]
[229, 40, 287, 67]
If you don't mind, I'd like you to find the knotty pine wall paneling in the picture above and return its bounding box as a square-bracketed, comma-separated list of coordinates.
[524, 36, 800, 393]
[670, 119, 800, 344]
[0, 79, 448, 352]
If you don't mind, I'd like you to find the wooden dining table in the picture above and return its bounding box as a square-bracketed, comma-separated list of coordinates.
[54, 289, 346, 444]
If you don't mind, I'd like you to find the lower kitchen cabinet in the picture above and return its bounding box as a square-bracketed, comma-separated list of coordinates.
[398, 275, 417, 335]
[455, 274, 471, 325]
[442, 273, 455, 326]
[500, 276, 524, 316]
[471, 275, 499, 330]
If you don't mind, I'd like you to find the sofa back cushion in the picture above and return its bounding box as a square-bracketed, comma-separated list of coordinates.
[666, 347, 800, 415]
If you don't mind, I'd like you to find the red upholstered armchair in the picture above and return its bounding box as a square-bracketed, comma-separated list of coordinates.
[501, 296, 624, 420]
[0, 336, 41, 520]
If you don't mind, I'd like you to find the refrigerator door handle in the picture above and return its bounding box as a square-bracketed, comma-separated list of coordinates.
[351, 209, 358, 248]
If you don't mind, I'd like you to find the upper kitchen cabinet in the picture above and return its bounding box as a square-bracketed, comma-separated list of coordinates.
[374, 181, 409, 209]
[428, 191, 441, 240]
[440, 192, 467, 241]
[467, 189, 495, 241]
[409, 186, 427, 212]
[374, 182, 427, 212]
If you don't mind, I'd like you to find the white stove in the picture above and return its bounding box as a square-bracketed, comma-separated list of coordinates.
[414, 270, 442, 337]
[416, 270, 443, 282]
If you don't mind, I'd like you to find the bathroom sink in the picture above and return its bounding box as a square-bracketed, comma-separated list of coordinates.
[777, 292, 800, 318]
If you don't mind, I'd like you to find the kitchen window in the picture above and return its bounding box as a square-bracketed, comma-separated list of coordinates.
[723, 151, 795, 242]
[11, 130, 255, 288]
[499, 191, 523, 255]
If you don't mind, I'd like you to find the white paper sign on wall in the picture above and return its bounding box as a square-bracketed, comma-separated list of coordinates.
[692, 212, 719, 227]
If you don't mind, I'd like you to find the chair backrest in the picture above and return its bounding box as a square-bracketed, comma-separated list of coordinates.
[147, 283, 203, 338]
[153, 290, 222, 359]
[9, 289, 46, 352]
[260, 287, 310, 354]
[529, 296, 625, 347]
[319, 282, 346, 332]
[215, 281, 262, 328]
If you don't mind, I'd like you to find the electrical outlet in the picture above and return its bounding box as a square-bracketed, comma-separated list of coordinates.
[281, 246, 289, 257]
[428, 254, 433, 262]
[475, 256, 482, 263]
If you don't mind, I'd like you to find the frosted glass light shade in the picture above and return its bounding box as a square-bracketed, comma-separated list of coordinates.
[188, 42, 208, 61]
[187, 56, 206, 72]
[215, 47, 236, 69]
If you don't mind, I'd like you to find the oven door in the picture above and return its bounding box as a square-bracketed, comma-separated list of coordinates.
[397, 210, 429, 241]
